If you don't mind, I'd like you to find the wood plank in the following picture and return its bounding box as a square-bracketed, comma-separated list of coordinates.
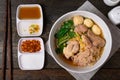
[91, 69, 120, 80]
[1, 0, 8, 78]
[0, 69, 75, 80]
[0, 41, 4, 47]
[0, 69, 119, 80]
[0, 0, 7, 72]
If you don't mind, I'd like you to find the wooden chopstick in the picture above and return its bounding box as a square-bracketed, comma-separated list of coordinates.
[7, 0, 13, 80]
[2, 0, 12, 79]
[2, 0, 8, 79]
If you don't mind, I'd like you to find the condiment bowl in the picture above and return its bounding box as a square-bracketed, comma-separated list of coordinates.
[16, 4, 43, 37]
[18, 37, 44, 70]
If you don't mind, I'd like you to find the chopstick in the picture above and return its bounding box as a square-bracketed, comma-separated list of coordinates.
[7, 0, 13, 79]
[2, 0, 8, 79]
[2, 0, 12, 79]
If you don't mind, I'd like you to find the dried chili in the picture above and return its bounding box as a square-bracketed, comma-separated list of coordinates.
[21, 40, 41, 53]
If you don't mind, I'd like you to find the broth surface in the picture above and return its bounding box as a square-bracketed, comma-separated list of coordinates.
[19, 6, 41, 19]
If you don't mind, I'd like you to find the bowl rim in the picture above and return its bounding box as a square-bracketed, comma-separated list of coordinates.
[49, 10, 112, 73]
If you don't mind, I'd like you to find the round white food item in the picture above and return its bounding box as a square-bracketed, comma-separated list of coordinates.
[84, 18, 94, 28]
[92, 25, 101, 35]
[73, 15, 84, 26]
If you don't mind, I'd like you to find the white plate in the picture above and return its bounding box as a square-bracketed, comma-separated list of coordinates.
[18, 37, 44, 70]
[16, 4, 43, 37]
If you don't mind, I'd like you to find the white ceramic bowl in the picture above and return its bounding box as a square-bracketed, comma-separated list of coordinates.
[48, 11, 112, 73]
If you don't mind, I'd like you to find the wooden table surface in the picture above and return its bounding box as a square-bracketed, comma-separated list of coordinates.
[0, 0, 120, 80]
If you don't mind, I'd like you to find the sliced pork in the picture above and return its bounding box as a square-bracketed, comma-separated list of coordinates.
[74, 25, 88, 35]
[72, 46, 100, 66]
[82, 35, 92, 49]
[87, 30, 105, 47]
[63, 40, 80, 59]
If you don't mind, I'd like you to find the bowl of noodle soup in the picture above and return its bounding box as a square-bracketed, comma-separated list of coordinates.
[48, 11, 112, 73]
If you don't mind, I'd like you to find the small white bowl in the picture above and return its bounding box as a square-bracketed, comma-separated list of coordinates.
[103, 0, 120, 6]
[16, 4, 43, 37]
[18, 37, 44, 70]
[48, 11, 112, 73]
[108, 6, 120, 25]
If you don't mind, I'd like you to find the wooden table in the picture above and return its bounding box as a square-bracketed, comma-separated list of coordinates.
[0, 0, 120, 80]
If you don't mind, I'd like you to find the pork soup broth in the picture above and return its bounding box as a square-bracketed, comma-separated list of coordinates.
[54, 15, 106, 67]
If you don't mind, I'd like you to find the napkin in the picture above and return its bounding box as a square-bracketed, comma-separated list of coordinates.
[46, 1, 120, 80]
